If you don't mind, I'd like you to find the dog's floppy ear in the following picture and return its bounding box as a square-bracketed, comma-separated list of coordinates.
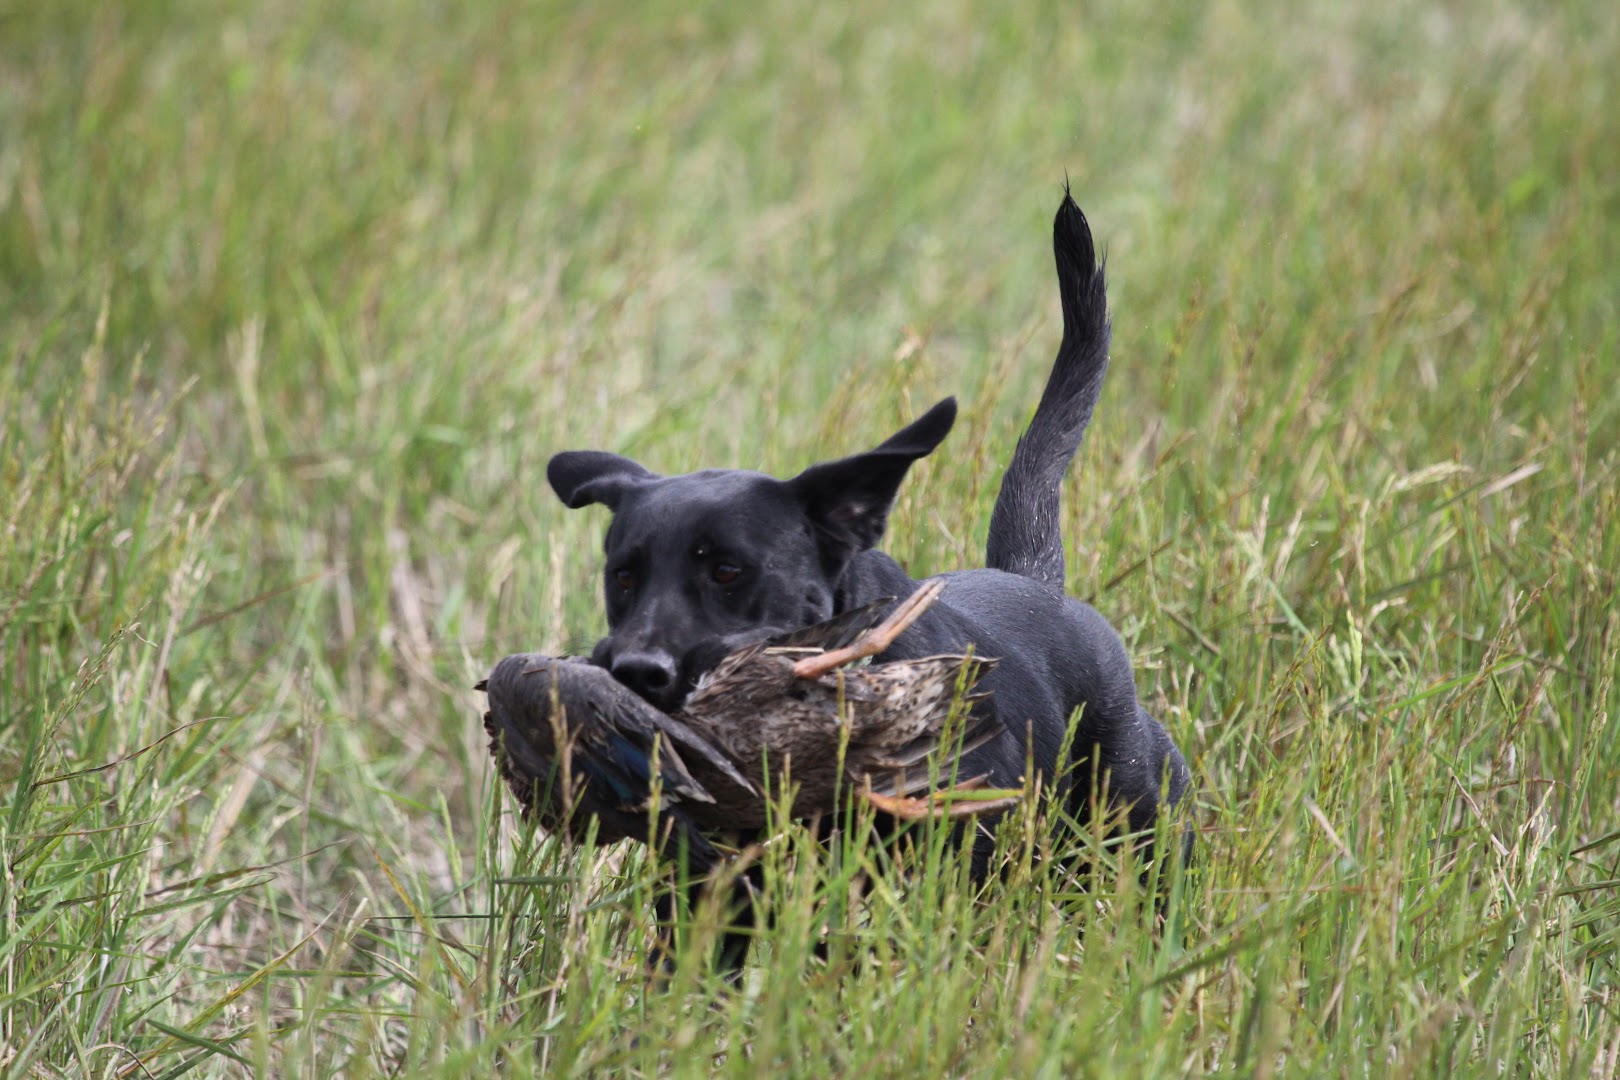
[547, 451, 658, 510]
[789, 397, 957, 562]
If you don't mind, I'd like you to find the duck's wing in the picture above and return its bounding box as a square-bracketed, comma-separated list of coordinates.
[481, 653, 756, 820]
[858, 702, 1002, 787]
[764, 596, 897, 651]
[481, 654, 740, 872]
[481, 654, 645, 843]
[845, 655, 1004, 797]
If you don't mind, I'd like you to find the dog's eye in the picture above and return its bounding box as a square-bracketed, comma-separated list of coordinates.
[613, 569, 635, 591]
[712, 564, 741, 585]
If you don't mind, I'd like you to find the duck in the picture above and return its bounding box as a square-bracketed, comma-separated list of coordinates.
[479, 579, 1020, 862]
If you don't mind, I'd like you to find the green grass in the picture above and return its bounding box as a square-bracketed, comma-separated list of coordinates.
[3, 0, 1618, 1074]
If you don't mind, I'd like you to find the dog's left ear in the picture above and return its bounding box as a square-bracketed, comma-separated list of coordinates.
[789, 397, 957, 563]
[548, 451, 659, 510]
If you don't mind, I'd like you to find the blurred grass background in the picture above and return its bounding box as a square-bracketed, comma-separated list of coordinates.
[2, 0, 1618, 1075]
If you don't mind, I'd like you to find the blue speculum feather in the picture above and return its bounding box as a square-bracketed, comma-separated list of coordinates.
[602, 734, 650, 782]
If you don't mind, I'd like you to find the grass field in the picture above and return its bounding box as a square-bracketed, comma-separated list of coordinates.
[4, 0, 1619, 1075]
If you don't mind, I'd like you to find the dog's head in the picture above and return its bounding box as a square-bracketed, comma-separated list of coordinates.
[548, 398, 956, 709]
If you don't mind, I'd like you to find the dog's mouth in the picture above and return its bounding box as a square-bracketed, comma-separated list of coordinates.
[640, 679, 695, 713]
[661, 635, 761, 709]
[610, 628, 788, 713]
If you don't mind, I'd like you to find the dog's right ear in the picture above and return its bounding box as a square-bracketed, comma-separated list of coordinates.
[788, 397, 957, 564]
[547, 451, 658, 510]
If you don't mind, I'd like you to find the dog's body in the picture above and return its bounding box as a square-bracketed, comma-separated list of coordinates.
[549, 192, 1190, 947]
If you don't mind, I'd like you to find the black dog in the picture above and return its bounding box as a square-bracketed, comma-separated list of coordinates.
[548, 190, 1191, 960]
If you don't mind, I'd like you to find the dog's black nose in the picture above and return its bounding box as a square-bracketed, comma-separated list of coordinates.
[610, 650, 681, 707]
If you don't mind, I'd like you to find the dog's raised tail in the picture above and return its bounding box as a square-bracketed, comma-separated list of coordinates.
[985, 188, 1111, 590]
